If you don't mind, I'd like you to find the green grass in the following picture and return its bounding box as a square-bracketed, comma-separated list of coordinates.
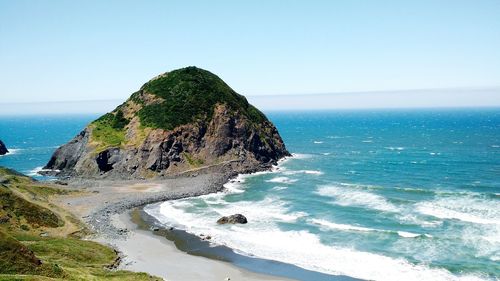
[0, 167, 162, 280]
[27, 238, 159, 279]
[110, 110, 129, 130]
[0, 185, 63, 228]
[17, 183, 70, 198]
[0, 168, 70, 199]
[1, 233, 160, 280]
[137, 66, 268, 130]
[28, 238, 117, 268]
[90, 111, 128, 152]
[0, 167, 26, 178]
[0, 230, 63, 278]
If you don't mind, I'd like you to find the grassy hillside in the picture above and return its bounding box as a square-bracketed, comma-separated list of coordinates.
[0, 230, 62, 278]
[0, 167, 161, 280]
[90, 112, 128, 152]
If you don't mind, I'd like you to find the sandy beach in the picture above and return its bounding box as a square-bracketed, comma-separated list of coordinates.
[99, 211, 291, 281]
[53, 174, 294, 281]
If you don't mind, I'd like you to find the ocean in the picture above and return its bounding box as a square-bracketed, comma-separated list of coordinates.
[1, 109, 499, 281]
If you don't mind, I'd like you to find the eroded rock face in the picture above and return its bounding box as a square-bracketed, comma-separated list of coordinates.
[0, 140, 8, 155]
[43, 129, 89, 173]
[42, 67, 290, 180]
[217, 214, 248, 224]
[43, 104, 289, 179]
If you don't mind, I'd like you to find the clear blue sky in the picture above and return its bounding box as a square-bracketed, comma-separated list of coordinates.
[1, 0, 499, 105]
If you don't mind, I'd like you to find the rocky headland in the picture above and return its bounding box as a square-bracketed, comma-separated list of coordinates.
[43, 66, 289, 181]
[37, 66, 291, 256]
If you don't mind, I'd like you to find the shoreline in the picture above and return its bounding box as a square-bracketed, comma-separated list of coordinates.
[133, 206, 361, 281]
[52, 169, 301, 280]
[53, 163, 361, 281]
[98, 209, 293, 281]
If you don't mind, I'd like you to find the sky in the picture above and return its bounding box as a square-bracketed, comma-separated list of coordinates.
[1, 0, 499, 109]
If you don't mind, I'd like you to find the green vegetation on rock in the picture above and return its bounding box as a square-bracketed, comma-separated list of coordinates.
[88, 66, 269, 151]
[90, 111, 128, 152]
[111, 110, 129, 130]
[138, 66, 267, 130]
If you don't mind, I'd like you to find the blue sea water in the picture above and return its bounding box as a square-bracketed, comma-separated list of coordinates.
[1, 109, 499, 280]
[0, 115, 97, 177]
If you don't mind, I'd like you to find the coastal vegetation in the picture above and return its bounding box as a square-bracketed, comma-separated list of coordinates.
[90, 112, 128, 153]
[0, 167, 160, 280]
[89, 66, 268, 152]
[138, 66, 267, 130]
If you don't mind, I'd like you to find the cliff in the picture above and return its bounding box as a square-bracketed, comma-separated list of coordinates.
[43, 67, 289, 179]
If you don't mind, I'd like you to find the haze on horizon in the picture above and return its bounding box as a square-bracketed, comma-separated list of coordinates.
[0, 87, 499, 116]
[1, 0, 499, 109]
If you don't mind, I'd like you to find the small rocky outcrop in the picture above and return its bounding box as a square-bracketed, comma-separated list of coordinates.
[217, 214, 248, 224]
[44, 130, 89, 172]
[0, 140, 8, 155]
[42, 67, 290, 179]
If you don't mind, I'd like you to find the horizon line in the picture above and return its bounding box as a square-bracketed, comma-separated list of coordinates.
[1, 86, 499, 105]
[0, 105, 498, 116]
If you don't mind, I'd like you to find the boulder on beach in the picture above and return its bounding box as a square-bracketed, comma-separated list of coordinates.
[0, 140, 8, 155]
[217, 214, 247, 224]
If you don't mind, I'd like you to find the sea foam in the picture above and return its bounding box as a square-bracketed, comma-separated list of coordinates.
[385, 146, 405, 151]
[25, 166, 59, 176]
[282, 169, 324, 176]
[0, 148, 21, 156]
[266, 177, 298, 184]
[310, 218, 428, 238]
[147, 198, 482, 281]
[316, 185, 399, 212]
[415, 196, 500, 225]
[146, 132, 495, 281]
[291, 153, 313, 159]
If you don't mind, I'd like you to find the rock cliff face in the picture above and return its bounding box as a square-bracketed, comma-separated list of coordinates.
[0, 140, 8, 155]
[43, 67, 289, 179]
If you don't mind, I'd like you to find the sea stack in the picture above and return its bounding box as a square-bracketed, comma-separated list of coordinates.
[43, 67, 290, 179]
[0, 140, 8, 155]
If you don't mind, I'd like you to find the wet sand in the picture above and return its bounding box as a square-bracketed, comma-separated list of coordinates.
[96, 211, 292, 281]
